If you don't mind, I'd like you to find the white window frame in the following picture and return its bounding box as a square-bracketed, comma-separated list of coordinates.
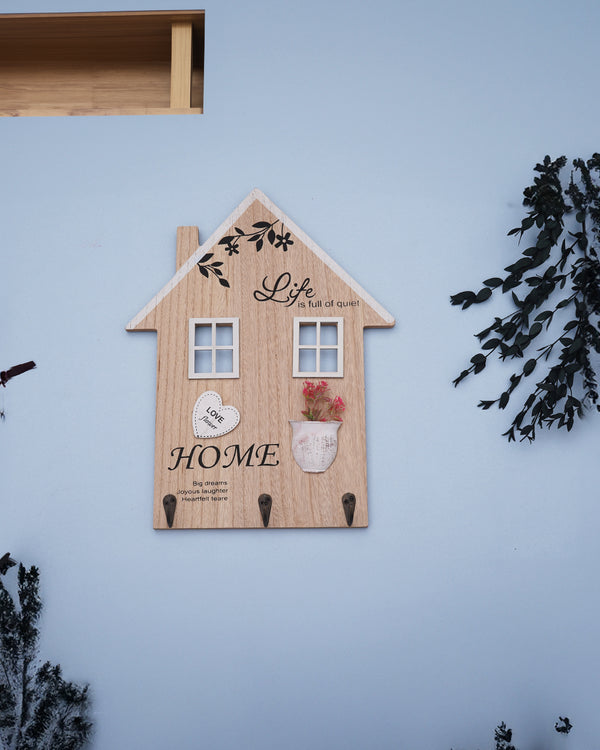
[188, 318, 239, 379]
[293, 317, 344, 378]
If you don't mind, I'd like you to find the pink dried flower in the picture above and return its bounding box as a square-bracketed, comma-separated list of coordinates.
[301, 380, 345, 422]
[329, 396, 345, 421]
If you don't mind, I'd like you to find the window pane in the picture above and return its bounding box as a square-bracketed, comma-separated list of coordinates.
[299, 323, 317, 345]
[298, 348, 316, 372]
[215, 349, 233, 373]
[320, 349, 338, 373]
[194, 350, 213, 373]
[215, 324, 233, 346]
[195, 325, 212, 346]
[320, 323, 338, 345]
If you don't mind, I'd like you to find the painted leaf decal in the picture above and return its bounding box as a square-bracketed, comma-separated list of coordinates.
[253, 221, 271, 228]
[219, 278, 231, 288]
[199, 253, 214, 262]
[198, 265, 209, 278]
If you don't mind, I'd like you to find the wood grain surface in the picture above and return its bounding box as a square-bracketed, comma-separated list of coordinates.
[0, 11, 204, 116]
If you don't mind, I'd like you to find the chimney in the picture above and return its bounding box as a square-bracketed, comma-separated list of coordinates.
[176, 226, 200, 270]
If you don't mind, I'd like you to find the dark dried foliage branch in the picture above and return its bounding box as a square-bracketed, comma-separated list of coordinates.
[494, 722, 516, 750]
[451, 718, 572, 750]
[0, 363, 36, 389]
[452, 155, 600, 441]
[0, 563, 92, 750]
[0, 363, 36, 420]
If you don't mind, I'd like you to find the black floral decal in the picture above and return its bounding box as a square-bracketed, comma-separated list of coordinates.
[198, 218, 295, 288]
[218, 220, 294, 254]
[197, 253, 230, 287]
[274, 230, 293, 251]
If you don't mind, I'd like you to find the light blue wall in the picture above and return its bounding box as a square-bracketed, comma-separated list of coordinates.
[2, 1, 600, 748]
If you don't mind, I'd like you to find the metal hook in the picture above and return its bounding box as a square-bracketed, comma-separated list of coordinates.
[258, 494, 272, 527]
[342, 493, 356, 526]
[163, 494, 177, 528]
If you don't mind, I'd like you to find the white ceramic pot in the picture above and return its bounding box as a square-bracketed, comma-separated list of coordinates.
[289, 420, 341, 473]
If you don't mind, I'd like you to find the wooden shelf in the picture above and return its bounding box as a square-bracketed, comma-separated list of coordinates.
[0, 10, 205, 117]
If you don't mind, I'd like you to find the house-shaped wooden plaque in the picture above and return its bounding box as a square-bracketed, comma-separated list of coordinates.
[127, 190, 394, 528]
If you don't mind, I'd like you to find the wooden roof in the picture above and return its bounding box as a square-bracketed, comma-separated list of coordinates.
[127, 189, 395, 331]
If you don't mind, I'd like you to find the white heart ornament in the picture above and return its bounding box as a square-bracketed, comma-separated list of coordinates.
[192, 391, 240, 438]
